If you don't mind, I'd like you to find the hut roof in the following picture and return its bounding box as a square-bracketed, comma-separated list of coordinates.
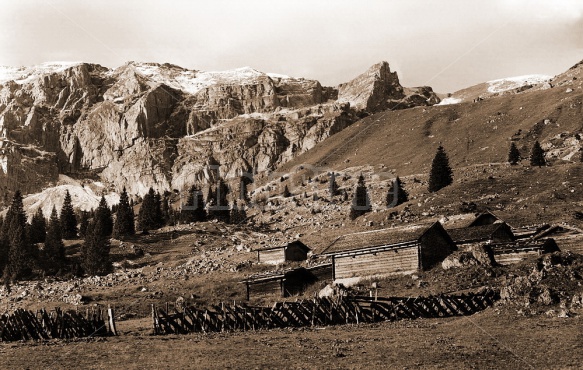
[321, 222, 438, 255]
[257, 240, 311, 252]
[447, 222, 510, 244]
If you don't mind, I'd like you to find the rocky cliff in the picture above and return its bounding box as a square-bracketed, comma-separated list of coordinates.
[0, 61, 439, 199]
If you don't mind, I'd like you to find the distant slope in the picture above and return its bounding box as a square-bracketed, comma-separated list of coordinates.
[278, 60, 583, 177]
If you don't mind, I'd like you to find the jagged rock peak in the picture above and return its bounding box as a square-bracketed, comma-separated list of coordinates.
[338, 61, 439, 112]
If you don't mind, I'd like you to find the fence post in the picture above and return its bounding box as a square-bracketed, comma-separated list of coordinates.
[108, 305, 118, 336]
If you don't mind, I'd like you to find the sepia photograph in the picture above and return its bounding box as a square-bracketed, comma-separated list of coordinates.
[0, 1, 582, 368]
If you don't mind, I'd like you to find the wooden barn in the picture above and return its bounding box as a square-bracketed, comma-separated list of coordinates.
[491, 238, 560, 265]
[447, 222, 515, 246]
[322, 222, 455, 280]
[256, 241, 311, 265]
[242, 263, 333, 299]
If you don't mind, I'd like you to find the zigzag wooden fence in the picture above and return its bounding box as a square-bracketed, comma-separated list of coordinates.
[0, 306, 117, 342]
[152, 289, 498, 335]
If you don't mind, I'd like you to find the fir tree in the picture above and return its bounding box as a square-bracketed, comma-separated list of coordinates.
[137, 188, 163, 231]
[94, 195, 113, 238]
[180, 185, 206, 223]
[282, 184, 291, 197]
[508, 142, 521, 165]
[160, 193, 170, 226]
[229, 202, 247, 224]
[81, 217, 112, 276]
[329, 172, 339, 197]
[153, 191, 164, 227]
[4, 191, 34, 281]
[113, 188, 135, 239]
[386, 177, 409, 208]
[428, 145, 453, 193]
[209, 179, 230, 223]
[350, 174, 371, 220]
[530, 141, 546, 167]
[42, 207, 66, 275]
[60, 190, 78, 239]
[29, 208, 46, 244]
[78, 211, 90, 238]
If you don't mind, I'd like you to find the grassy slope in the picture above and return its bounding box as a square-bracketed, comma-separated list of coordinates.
[279, 86, 583, 178]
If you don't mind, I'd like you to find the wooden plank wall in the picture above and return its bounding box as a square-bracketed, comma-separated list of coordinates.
[258, 248, 285, 264]
[334, 247, 419, 279]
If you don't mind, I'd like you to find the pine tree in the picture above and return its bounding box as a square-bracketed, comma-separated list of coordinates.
[137, 188, 163, 231]
[29, 208, 46, 244]
[209, 179, 230, 223]
[113, 188, 135, 239]
[350, 174, 371, 220]
[160, 193, 170, 226]
[94, 195, 113, 238]
[180, 185, 206, 223]
[42, 207, 66, 275]
[60, 190, 78, 239]
[508, 142, 521, 165]
[329, 172, 339, 197]
[282, 184, 291, 197]
[229, 202, 247, 224]
[78, 211, 90, 238]
[530, 141, 546, 167]
[428, 145, 453, 192]
[153, 191, 164, 227]
[4, 191, 35, 281]
[386, 177, 409, 208]
[81, 217, 112, 276]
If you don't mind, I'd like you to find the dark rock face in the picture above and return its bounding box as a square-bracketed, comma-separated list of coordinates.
[0, 61, 438, 198]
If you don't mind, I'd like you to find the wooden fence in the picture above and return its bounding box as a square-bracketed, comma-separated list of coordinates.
[0, 306, 117, 342]
[152, 289, 498, 335]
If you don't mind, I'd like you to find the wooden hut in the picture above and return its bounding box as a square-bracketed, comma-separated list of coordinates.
[321, 222, 455, 280]
[447, 222, 514, 246]
[242, 263, 332, 299]
[256, 241, 311, 265]
[491, 238, 560, 265]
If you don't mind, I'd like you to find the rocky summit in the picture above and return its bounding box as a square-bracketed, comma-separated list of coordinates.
[0, 61, 439, 200]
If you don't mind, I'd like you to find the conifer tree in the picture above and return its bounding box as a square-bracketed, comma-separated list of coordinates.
[4, 191, 34, 281]
[29, 208, 46, 244]
[113, 187, 135, 239]
[160, 193, 170, 226]
[329, 172, 339, 197]
[180, 185, 206, 223]
[530, 140, 546, 167]
[60, 190, 78, 239]
[81, 217, 112, 276]
[78, 211, 90, 238]
[350, 174, 371, 220]
[153, 191, 164, 227]
[282, 184, 291, 197]
[428, 145, 453, 192]
[137, 188, 163, 231]
[209, 179, 230, 223]
[508, 142, 521, 165]
[42, 207, 66, 275]
[94, 195, 113, 238]
[386, 177, 409, 208]
[229, 202, 247, 224]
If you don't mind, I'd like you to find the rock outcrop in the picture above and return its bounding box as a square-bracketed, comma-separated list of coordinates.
[0, 61, 439, 200]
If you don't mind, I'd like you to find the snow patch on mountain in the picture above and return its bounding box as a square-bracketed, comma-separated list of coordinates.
[0, 62, 83, 84]
[437, 97, 462, 105]
[487, 74, 551, 93]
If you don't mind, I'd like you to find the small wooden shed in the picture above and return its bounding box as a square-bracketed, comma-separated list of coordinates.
[322, 222, 455, 280]
[491, 238, 560, 265]
[447, 222, 514, 246]
[242, 263, 333, 299]
[256, 241, 311, 265]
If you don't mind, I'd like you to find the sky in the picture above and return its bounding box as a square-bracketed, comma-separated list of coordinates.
[1, 0, 582, 92]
